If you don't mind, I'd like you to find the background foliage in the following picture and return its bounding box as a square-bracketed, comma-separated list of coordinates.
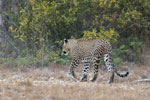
[1, 0, 150, 67]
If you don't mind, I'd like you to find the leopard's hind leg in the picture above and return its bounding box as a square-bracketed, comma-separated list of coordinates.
[81, 62, 90, 81]
[104, 53, 115, 83]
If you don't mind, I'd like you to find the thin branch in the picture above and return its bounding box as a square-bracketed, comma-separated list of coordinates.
[118, 23, 136, 34]
[133, 79, 150, 83]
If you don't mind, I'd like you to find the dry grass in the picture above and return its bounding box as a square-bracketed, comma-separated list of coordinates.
[0, 64, 150, 100]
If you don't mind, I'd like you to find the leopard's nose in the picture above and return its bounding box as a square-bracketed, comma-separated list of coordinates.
[63, 51, 66, 54]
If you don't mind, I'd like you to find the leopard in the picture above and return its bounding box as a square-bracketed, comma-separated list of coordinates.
[61, 38, 129, 83]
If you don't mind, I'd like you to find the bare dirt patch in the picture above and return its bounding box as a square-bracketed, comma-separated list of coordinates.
[0, 64, 150, 100]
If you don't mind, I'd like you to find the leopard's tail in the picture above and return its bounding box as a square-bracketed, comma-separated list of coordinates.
[114, 70, 129, 77]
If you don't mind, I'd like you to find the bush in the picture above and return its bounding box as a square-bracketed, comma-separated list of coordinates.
[113, 38, 143, 64]
[6, 0, 149, 49]
[1, 0, 150, 67]
[83, 27, 119, 42]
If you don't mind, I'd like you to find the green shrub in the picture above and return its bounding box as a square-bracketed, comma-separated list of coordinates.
[83, 27, 119, 42]
[2, 0, 150, 67]
[113, 38, 143, 64]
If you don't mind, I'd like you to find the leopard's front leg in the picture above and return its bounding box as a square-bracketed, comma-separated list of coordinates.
[69, 59, 80, 79]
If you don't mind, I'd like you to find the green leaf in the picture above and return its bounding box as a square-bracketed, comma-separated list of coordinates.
[113, 57, 120, 64]
[119, 45, 125, 49]
[138, 42, 143, 46]
[129, 41, 135, 46]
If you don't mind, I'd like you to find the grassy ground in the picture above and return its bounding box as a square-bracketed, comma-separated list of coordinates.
[0, 64, 150, 100]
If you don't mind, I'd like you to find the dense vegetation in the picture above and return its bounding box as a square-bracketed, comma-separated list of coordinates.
[0, 0, 150, 68]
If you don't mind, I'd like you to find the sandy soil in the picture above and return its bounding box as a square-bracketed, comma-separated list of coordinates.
[0, 64, 150, 100]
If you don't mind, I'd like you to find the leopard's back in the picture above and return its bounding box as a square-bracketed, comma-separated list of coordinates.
[71, 39, 111, 59]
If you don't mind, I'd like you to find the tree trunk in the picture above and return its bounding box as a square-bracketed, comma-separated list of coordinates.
[0, 0, 20, 54]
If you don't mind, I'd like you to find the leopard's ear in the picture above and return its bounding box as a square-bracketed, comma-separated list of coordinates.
[64, 39, 68, 43]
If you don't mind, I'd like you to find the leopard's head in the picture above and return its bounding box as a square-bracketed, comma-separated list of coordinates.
[62, 39, 77, 56]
